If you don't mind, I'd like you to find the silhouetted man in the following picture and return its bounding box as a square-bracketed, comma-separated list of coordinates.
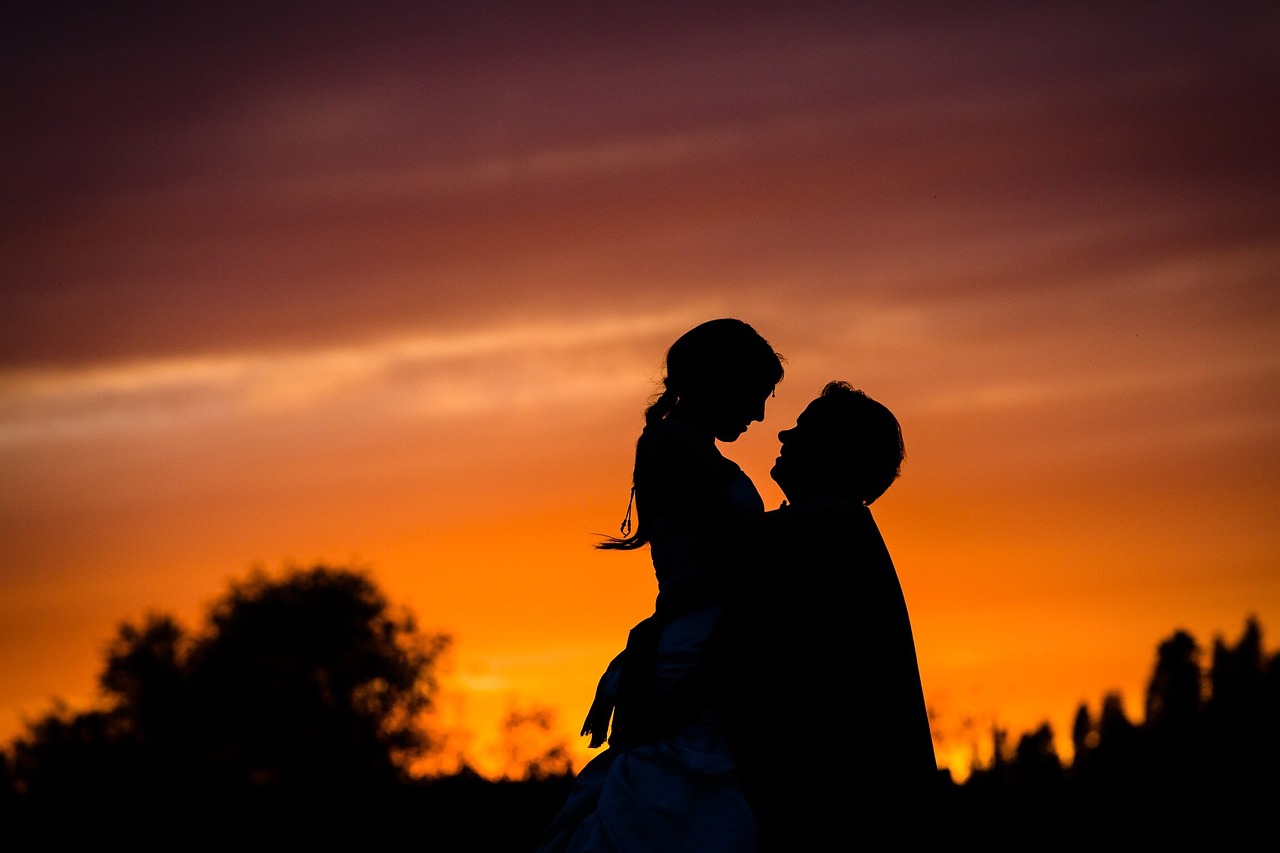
[708, 381, 940, 848]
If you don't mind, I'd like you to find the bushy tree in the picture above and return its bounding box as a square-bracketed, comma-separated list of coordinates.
[5, 565, 451, 806]
[1010, 722, 1064, 787]
[1145, 629, 1203, 734]
[183, 566, 449, 792]
[500, 705, 574, 781]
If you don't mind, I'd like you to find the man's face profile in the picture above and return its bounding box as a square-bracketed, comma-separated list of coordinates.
[770, 397, 842, 500]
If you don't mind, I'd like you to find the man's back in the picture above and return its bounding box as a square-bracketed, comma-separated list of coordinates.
[708, 503, 938, 845]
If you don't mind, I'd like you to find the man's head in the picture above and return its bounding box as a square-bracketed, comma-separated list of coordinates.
[770, 381, 904, 505]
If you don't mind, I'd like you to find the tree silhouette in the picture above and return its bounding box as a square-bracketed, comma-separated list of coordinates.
[961, 616, 1279, 838]
[500, 705, 574, 781]
[1070, 701, 1096, 771]
[101, 615, 187, 722]
[1010, 722, 1064, 788]
[5, 565, 451, 809]
[4, 702, 122, 802]
[1145, 629, 1203, 733]
[0, 564, 586, 846]
[1201, 615, 1280, 816]
[182, 566, 449, 794]
[4, 580, 1275, 844]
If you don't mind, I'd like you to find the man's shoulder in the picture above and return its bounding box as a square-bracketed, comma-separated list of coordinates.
[771, 501, 880, 547]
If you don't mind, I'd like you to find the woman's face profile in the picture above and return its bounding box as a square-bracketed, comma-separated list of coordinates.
[706, 381, 775, 443]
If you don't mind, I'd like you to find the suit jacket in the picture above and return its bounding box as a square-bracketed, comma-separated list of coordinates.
[706, 502, 939, 846]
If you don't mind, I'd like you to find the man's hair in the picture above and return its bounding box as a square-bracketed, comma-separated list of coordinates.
[818, 381, 904, 505]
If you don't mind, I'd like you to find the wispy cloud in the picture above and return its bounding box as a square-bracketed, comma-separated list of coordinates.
[0, 311, 706, 446]
[915, 353, 1280, 415]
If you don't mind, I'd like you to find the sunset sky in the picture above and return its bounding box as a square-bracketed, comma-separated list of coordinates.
[4, 1, 1278, 780]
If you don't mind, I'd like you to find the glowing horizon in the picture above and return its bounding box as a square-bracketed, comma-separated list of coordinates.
[3, 1, 1278, 783]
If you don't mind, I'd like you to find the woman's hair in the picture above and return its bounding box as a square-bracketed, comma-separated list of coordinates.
[817, 380, 904, 505]
[599, 318, 785, 550]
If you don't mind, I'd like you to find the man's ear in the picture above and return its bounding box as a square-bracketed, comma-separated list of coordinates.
[824, 451, 860, 496]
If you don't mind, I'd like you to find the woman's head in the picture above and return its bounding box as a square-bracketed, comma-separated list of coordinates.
[650, 318, 785, 441]
[601, 318, 784, 550]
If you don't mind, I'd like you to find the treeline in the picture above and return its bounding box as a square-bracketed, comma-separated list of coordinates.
[945, 614, 1279, 839]
[0, 565, 573, 847]
[2, 564, 1276, 845]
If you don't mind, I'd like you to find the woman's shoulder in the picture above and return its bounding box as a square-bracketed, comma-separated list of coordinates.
[641, 416, 706, 449]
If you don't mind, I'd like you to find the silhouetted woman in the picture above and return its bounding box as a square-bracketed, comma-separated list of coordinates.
[536, 318, 784, 853]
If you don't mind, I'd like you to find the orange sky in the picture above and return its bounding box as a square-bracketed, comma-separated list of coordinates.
[3, 2, 1279, 780]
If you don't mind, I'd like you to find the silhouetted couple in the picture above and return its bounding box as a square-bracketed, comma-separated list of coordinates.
[537, 320, 938, 852]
